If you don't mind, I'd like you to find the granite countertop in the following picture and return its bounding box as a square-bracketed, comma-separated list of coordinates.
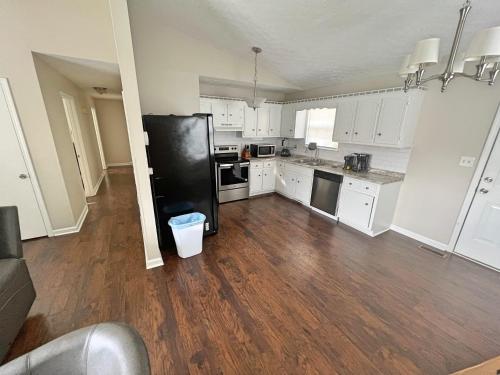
[249, 156, 404, 185]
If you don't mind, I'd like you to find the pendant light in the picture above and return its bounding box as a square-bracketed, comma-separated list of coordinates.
[245, 47, 266, 110]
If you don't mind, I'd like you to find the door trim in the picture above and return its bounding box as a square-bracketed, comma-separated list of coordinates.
[449, 103, 500, 253]
[90, 106, 107, 170]
[0, 78, 53, 236]
[60, 92, 93, 196]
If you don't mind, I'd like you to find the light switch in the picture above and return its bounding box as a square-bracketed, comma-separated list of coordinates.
[459, 156, 475, 168]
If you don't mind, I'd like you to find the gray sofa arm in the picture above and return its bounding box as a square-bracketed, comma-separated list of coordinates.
[0, 323, 151, 375]
[0, 207, 23, 259]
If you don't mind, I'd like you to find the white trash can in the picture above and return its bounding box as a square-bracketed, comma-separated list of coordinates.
[168, 212, 206, 258]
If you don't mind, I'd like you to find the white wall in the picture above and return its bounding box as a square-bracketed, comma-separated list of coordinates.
[200, 83, 287, 102]
[127, 0, 298, 115]
[0, 0, 117, 230]
[94, 99, 132, 165]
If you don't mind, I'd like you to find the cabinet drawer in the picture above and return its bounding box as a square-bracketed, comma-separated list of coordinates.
[343, 177, 378, 196]
[251, 161, 264, 169]
[264, 160, 276, 169]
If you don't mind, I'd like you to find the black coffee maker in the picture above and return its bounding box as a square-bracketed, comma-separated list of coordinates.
[344, 153, 371, 172]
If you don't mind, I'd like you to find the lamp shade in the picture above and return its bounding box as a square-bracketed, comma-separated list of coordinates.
[399, 55, 418, 77]
[409, 38, 440, 66]
[465, 26, 500, 62]
[245, 97, 266, 109]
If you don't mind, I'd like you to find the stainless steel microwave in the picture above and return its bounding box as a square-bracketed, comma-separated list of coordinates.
[250, 144, 276, 158]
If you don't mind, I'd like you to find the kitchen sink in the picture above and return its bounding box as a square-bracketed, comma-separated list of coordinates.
[305, 160, 325, 166]
[293, 159, 309, 164]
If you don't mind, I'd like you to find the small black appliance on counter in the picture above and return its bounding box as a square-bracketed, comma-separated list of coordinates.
[344, 153, 371, 172]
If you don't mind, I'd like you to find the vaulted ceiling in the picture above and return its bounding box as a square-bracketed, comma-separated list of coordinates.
[142, 0, 500, 90]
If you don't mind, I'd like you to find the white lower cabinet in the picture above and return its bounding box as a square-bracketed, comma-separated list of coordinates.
[250, 160, 276, 196]
[280, 164, 313, 205]
[337, 176, 402, 236]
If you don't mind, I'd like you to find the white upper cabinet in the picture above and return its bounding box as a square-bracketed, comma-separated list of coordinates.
[280, 103, 306, 139]
[374, 96, 408, 145]
[332, 99, 357, 142]
[352, 98, 381, 144]
[268, 104, 281, 137]
[257, 106, 270, 137]
[243, 106, 257, 137]
[331, 90, 424, 148]
[206, 99, 244, 131]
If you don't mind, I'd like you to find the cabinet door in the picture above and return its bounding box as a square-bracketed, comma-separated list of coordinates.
[250, 168, 263, 194]
[294, 109, 308, 139]
[295, 174, 313, 205]
[268, 104, 282, 137]
[352, 98, 380, 143]
[338, 189, 374, 228]
[243, 106, 257, 138]
[257, 106, 270, 137]
[211, 101, 228, 126]
[374, 96, 408, 146]
[276, 169, 285, 194]
[284, 171, 297, 197]
[227, 101, 244, 125]
[262, 167, 275, 191]
[200, 99, 212, 114]
[280, 104, 294, 137]
[332, 100, 357, 142]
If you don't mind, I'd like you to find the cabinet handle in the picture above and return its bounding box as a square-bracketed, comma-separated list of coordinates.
[345, 131, 348, 135]
[365, 186, 369, 190]
[348, 182, 352, 185]
[377, 132, 382, 136]
[365, 203, 369, 206]
[354, 132, 358, 135]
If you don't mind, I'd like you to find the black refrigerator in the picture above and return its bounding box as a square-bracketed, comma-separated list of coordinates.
[143, 114, 218, 250]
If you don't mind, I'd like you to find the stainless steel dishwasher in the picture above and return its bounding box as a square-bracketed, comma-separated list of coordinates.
[310, 170, 343, 217]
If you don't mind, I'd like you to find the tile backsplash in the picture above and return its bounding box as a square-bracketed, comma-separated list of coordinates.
[214, 132, 411, 173]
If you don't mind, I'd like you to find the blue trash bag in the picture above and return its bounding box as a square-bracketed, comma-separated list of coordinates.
[168, 212, 206, 230]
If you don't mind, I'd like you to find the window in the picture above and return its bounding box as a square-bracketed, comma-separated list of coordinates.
[305, 108, 338, 149]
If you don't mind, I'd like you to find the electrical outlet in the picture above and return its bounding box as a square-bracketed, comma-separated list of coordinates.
[459, 156, 475, 168]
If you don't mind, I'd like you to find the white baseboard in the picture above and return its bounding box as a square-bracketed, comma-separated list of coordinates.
[53, 204, 89, 236]
[390, 224, 449, 251]
[107, 162, 132, 167]
[146, 256, 164, 269]
[90, 171, 105, 196]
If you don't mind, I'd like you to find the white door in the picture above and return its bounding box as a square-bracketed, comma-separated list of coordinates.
[211, 101, 227, 126]
[295, 174, 313, 205]
[284, 171, 297, 197]
[257, 106, 270, 137]
[374, 96, 407, 146]
[249, 168, 263, 195]
[352, 98, 380, 143]
[262, 168, 275, 191]
[332, 99, 357, 142]
[227, 101, 244, 125]
[268, 104, 281, 137]
[0, 79, 48, 239]
[338, 189, 374, 228]
[243, 106, 257, 138]
[61, 93, 92, 196]
[456, 129, 500, 269]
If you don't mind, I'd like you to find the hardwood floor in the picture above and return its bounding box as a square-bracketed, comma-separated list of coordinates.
[5, 167, 500, 374]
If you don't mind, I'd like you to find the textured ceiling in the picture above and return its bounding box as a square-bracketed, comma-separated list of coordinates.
[36, 53, 122, 93]
[141, 0, 500, 89]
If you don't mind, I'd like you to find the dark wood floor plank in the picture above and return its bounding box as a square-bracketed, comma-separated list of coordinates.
[4, 167, 500, 375]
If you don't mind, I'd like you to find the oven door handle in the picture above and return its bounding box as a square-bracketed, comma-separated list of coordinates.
[219, 164, 233, 169]
[239, 162, 250, 166]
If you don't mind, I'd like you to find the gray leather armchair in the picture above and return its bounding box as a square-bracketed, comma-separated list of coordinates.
[0, 322, 150, 375]
[0, 206, 36, 362]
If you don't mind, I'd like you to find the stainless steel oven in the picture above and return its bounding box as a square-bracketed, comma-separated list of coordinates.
[215, 145, 250, 203]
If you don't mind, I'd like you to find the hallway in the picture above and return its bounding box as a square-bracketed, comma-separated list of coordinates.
[6, 167, 500, 374]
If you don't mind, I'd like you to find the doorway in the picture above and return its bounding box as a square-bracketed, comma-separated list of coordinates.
[61, 92, 93, 196]
[455, 106, 500, 270]
[0, 78, 51, 239]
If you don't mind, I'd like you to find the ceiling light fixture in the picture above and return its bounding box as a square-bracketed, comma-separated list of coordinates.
[400, 0, 500, 92]
[93, 87, 108, 95]
[245, 47, 266, 110]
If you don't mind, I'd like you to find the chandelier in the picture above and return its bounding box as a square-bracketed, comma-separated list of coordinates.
[399, 0, 500, 92]
[245, 47, 266, 110]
